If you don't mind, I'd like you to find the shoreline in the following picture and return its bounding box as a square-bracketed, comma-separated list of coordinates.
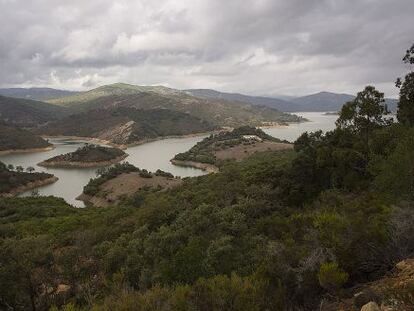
[41, 135, 126, 149]
[0, 176, 59, 197]
[170, 159, 219, 174]
[41, 131, 216, 150]
[38, 154, 129, 168]
[0, 145, 55, 156]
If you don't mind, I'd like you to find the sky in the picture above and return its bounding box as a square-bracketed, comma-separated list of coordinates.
[0, 0, 413, 97]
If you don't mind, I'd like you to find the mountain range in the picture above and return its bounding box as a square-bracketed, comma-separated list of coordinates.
[0, 87, 78, 101]
[1, 84, 398, 114]
[185, 89, 399, 112]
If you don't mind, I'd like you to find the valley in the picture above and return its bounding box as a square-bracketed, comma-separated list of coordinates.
[0, 112, 338, 206]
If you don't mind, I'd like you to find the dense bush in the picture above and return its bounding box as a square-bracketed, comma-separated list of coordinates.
[43, 144, 126, 163]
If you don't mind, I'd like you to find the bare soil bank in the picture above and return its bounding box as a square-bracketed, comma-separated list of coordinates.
[77, 172, 183, 207]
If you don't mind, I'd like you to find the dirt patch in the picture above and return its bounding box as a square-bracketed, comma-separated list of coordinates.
[78, 172, 182, 207]
[214, 141, 293, 162]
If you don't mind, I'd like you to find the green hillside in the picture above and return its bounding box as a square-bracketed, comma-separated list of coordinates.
[0, 122, 51, 151]
[47, 83, 304, 127]
[0, 95, 70, 127]
[37, 107, 215, 145]
[0, 87, 78, 101]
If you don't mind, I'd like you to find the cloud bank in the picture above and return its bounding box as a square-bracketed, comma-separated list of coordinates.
[0, 0, 412, 96]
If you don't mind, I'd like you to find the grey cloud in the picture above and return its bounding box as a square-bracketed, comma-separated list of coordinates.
[0, 0, 412, 96]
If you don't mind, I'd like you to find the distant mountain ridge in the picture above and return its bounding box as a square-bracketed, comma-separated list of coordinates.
[186, 89, 399, 112]
[184, 89, 300, 112]
[290, 91, 398, 112]
[0, 95, 70, 127]
[0, 83, 398, 118]
[0, 87, 78, 101]
[46, 83, 303, 127]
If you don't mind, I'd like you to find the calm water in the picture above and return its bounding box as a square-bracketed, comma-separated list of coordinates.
[0, 112, 337, 206]
[262, 112, 338, 142]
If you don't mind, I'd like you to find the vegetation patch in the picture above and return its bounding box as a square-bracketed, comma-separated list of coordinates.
[0, 161, 56, 195]
[173, 125, 291, 166]
[39, 144, 127, 168]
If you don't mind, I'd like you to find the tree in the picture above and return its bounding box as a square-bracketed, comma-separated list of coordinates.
[396, 43, 414, 126]
[26, 166, 35, 173]
[16, 165, 24, 173]
[7, 164, 14, 171]
[336, 86, 391, 157]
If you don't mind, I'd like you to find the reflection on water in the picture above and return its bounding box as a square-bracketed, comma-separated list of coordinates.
[0, 112, 338, 206]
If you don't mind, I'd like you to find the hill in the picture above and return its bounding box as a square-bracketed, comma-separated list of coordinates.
[0, 95, 70, 127]
[0, 87, 78, 101]
[185, 88, 300, 112]
[0, 161, 57, 196]
[173, 126, 292, 170]
[47, 83, 181, 106]
[37, 107, 215, 145]
[0, 122, 52, 153]
[79, 163, 181, 207]
[47, 83, 304, 127]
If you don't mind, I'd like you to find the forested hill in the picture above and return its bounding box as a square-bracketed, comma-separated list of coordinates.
[0, 122, 51, 152]
[0, 95, 70, 127]
[37, 107, 215, 145]
[0, 87, 78, 101]
[185, 88, 300, 112]
[46, 83, 304, 127]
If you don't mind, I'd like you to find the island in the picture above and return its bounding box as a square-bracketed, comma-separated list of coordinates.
[0, 122, 53, 155]
[0, 161, 58, 197]
[172, 126, 293, 172]
[38, 144, 128, 168]
[77, 163, 182, 207]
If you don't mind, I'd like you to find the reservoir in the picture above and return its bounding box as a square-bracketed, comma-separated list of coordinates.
[0, 112, 338, 206]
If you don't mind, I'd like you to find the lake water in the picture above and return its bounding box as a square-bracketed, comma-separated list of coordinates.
[262, 112, 338, 142]
[0, 112, 337, 206]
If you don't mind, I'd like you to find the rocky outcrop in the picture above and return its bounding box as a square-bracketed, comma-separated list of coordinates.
[360, 302, 380, 311]
[322, 258, 414, 311]
[96, 121, 135, 145]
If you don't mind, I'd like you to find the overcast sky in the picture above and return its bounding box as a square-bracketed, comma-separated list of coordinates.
[0, 0, 412, 97]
